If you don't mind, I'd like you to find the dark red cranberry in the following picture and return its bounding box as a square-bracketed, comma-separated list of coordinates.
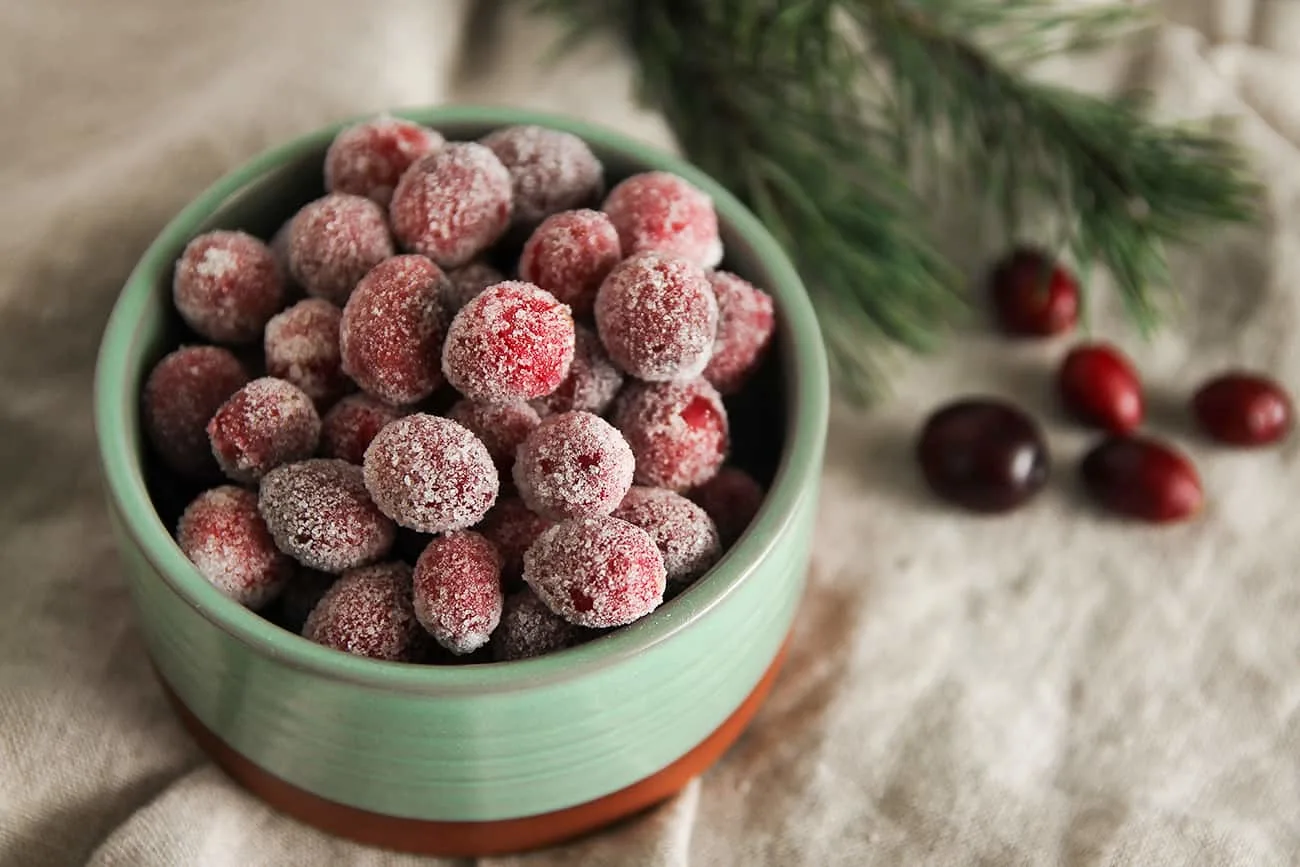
[1058, 343, 1143, 434]
[1192, 372, 1293, 446]
[1080, 436, 1202, 523]
[987, 248, 1079, 337]
[916, 398, 1050, 513]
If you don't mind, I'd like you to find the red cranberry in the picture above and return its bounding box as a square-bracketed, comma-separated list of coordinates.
[480, 125, 605, 227]
[531, 324, 624, 418]
[324, 116, 444, 207]
[173, 230, 284, 343]
[513, 411, 635, 520]
[519, 209, 621, 317]
[916, 398, 1050, 512]
[446, 399, 540, 482]
[287, 194, 394, 305]
[1057, 343, 1143, 434]
[701, 271, 776, 395]
[602, 172, 722, 268]
[412, 531, 504, 655]
[1192, 372, 1293, 446]
[987, 248, 1079, 337]
[1080, 436, 1202, 523]
[207, 377, 320, 484]
[142, 346, 249, 478]
[319, 394, 406, 465]
[612, 379, 729, 492]
[476, 497, 553, 586]
[303, 562, 420, 661]
[176, 486, 293, 609]
[491, 589, 590, 661]
[263, 299, 352, 409]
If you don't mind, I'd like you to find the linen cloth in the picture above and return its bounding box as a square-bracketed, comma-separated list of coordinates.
[3, 1, 1300, 864]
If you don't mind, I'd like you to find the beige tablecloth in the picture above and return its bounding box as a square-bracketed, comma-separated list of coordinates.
[4, 1, 1300, 864]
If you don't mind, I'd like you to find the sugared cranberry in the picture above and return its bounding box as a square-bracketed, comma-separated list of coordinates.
[916, 398, 1050, 512]
[339, 255, 448, 405]
[602, 172, 722, 268]
[480, 125, 604, 226]
[412, 531, 504, 655]
[264, 299, 352, 408]
[1192, 372, 1293, 446]
[287, 194, 394, 305]
[531, 324, 624, 418]
[443, 261, 505, 315]
[173, 230, 284, 343]
[207, 377, 320, 484]
[689, 467, 765, 546]
[142, 346, 248, 478]
[441, 281, 576, 404]
[595, 252, 718, 382]
[491, 589, 589, 661]
[1080, 436, 1203, 523]
[987, 248, 1079, 337]
[1058, 343, 1143, 434]
[303, 562, 420, 661]
[523, 516, 666, 628]
[324, 116, 444, 206]
[176, 486, 292, 608]
[389, 142, 513, 268]
[476, 497, 553, 585]
[613, 487, 721, 589]
[319, 394, 406, 465]
[258, 459, 396, 572]
[362, 414, 499, 534]
[447, 399, 540, 481]
[513, 411, 635, 520]
[612, 379, 729, 492]
[702, 271, 776, 395]
[519, 209, 621, 317]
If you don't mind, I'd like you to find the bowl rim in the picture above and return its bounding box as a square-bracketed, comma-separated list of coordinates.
[94, 104, 829, 695]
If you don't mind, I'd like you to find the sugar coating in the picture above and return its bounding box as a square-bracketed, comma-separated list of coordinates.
[514, 411, 635, 520]
[523, 516, 666, 629]
[689, 467, 765, 546]
[602, 172, 723, 268]
[481, 125, 604, 226]
[176, 486, 293, 609]
[277, 569, 337, 633]
[143, 346, 249, 478]
[476, 496, 553, 585]
[613, 486, 722, 587]
[441, 281, 576, 404]
[412, 531, 504, 655]
[208, 377, 320, 484]
[531, 324, 624, 418]
[173, 230, 285, 343]
[339, 255, 448, 405]
[447, 399, 540, 479]
[303, 562, 420, 661]
[362, 414, 499, 534]
[612, 379, 729, 492]
[287, 193, 395, 305]
[443, 261, 505, 315]
[258, 459, 396, 572]
[264, 298, 352, 408]
[702, 271, 776, 395]
[594, 252, 718, 382]
[491, 589, 588, 661]
[324, 116, 444, 206]
[389, 142, 513, 268]
[320, 394, 406, 465]
[519, 209, 621, 317]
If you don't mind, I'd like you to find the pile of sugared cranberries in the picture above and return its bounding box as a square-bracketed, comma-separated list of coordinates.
[142, 117, 779, 664]
[915, 246, 1293, 524]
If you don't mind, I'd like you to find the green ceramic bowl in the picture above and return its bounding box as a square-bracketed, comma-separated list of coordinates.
[94, 105, 828, 856]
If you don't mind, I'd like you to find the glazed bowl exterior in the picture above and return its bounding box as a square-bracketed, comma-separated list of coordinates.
[94, 106, 829, 851]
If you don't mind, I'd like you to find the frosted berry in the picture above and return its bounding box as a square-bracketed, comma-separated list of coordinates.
[988, 248, 1079, 337]
[303, 562, 420, 661]
[362, 414, 499, 534]
[513, 411, 635, 520]
[1192, 372, 1293, 446]
[689, 467, 765, 546]
[176, 486, 292, 609]
[613, 487, 721, 588]
[702, 271, 776, 395]
[264, 299, 352, 408]
[287, 194, 394, 305]
[531, 324, 624, 417]
[1058, 343, 1143, 434]
[258, 459, 396, 572]
[477, 496, 553, 585]
[412, 531, 504, 655]
[916, 398, 1049, 513]
[207, 377, 320, 484]
[173, 230, 284, 343]
[491, 590, 588, 662]
[339, 254, 448, 405]
[389, 142, 513, 268]
[277, 569, 337, 633]
[523, 516, 666, 629]
[441, 281, 576, 404]
[320, 394, 405, 465]
[612, 379, 729, 492]
[447, 399, 540, 481]
[519, 209, 621, 317]
[594, 252, 718, 382]
[1080, 436, 1203, 523]
[443, 261, 505, 315]
[602, 172, 722, 268]
[142, 346, 248, 478]
[324, 116, 444, 206]
[481, 125, 604, 226]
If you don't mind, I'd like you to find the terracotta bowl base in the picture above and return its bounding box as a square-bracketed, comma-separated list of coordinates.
[158, 638, 789, 857]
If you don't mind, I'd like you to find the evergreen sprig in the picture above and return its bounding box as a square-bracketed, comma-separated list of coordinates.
[530, 0, 1261, 397]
